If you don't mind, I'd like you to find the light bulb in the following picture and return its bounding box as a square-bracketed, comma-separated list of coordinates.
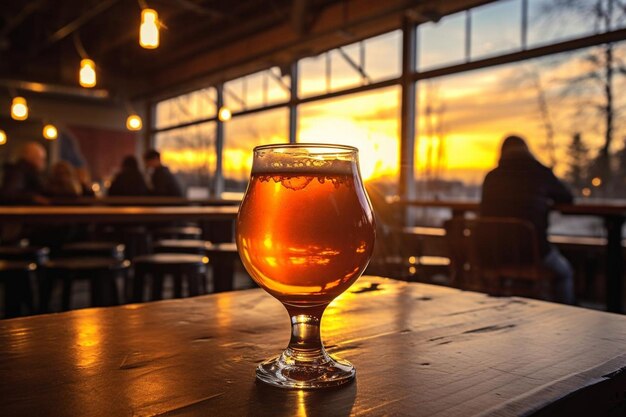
[79, 59, 96, 88]
[126, 114, 143, 131]
[43, 124, 58, 140]
[218, 107, 232, 122]
[0, 130, 6, 145]
[11, 97, 28, 121]
[140, 9, 159, 49]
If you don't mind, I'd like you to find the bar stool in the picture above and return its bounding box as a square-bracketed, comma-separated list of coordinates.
[153, 239, 209, 255]
[0, 245, 49, 317]
[153, 240, 211, 291]
[0, 245, 50, 263]
[43, 258, 130, 311]
[205, 243, 240, 292]
[0, 261, 37, 318]
[153, 226, 202, 241]
[61, 242, 125, 260]
[132, 254, 208, 302]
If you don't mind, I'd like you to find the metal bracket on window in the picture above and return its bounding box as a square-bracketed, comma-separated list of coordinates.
[337, 43, 372, 84]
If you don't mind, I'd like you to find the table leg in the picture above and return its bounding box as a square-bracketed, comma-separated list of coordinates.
[604, 215, 624, 313]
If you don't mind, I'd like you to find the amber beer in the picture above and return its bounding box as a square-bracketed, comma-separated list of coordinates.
[237, 158, 375, 306]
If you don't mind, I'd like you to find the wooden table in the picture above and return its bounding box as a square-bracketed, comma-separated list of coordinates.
[1, 277, 625, 416]
[0, 206, 239, 223]
[49, 197, 242, 206]
[396, 199, 626, 313]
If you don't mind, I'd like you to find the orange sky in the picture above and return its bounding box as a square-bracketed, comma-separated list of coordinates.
[155, 27, 626, 186]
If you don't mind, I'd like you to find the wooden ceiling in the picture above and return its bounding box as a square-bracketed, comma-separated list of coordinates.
[0, 0, 494, 102]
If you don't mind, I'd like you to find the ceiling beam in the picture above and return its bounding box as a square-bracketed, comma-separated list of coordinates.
[0, 0, 47, 38]
[43, 0, 121, 48]
[137, 0, 496, 100]
[0, 78, 110, 100]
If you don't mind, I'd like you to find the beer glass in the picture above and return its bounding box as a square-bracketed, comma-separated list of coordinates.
[237, 143, 376, 389]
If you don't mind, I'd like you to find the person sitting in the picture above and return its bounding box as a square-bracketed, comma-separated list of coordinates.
[480, 135, 575, 304]
[46, 161, 83, 198]
[144, 149, 183, 197]
[108, 156, 150, 196]
[0, 141, 49, 205]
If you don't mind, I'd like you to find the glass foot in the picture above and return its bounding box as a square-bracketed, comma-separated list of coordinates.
[256, 351, 355, 389]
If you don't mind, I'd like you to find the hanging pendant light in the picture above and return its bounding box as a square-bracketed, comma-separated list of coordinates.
[11, 97, 28, 121]
[79, 59, 97, 88]
[43, 124, 58, 140]
[140, 9, 159, 49]
[0, 130, 7, 145]
[126, 114, 143, 131]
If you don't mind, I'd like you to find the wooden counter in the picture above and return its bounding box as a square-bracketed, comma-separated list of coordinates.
[1, 277, 625, 416]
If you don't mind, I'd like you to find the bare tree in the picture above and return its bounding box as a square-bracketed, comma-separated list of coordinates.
[565, 132, 589, 193]
[541, 0, 626, 193]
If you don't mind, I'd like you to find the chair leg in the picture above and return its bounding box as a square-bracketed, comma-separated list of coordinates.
[38, 270, 54, 314]
[3, 275, 22, 318]
[173, 274, 183, 298]
[61, 276, 73, 311]
[200, 272, 207, 295]
[188, 273, 200, 297]
[151, 273, 164, 301]
[132, 269, 145, 303]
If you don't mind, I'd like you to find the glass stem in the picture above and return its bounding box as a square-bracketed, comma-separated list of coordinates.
[283, 304, 331, 365]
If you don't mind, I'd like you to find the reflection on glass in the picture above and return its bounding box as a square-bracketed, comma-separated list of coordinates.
[298, 86, 400, 182]
[223, 108, 289, 192]
[472, 0, 520, 59]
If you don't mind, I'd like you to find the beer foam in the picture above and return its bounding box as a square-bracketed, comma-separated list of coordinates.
[252, 152, 355, 175]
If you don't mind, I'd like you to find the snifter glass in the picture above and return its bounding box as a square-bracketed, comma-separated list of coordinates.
[236, 143, 376, 389]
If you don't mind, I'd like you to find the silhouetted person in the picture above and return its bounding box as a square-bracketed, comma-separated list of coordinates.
[0, 142, 49, 205]
[144, 149, 183, 197]
[108, 156, 150, 196]
[481, 135, 574, 304]
[46, 161, 83, 198]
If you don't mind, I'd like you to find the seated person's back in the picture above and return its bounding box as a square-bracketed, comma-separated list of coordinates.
[0, 142, 48, 205]
[108, 156, 150, 196]
[481, 136, 573, 257]
[144, 149, 183, 197]
[480, 135, 574, 304]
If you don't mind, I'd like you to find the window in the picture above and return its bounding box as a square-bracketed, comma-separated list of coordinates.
[418, 12, 466, 70]
[298, 86, 400, 184]
[154, 122, 216, 193]
[415, 42, 626, 200]
[527, 0, 620, 48]
[223, 108, 289, 192]
[224, 67, 290, 113]
[299, 30, 401, 97]
[154, 88, 215, 130]
[471, 0, 521, 59]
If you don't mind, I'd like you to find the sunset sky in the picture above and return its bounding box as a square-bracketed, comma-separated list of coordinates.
[155, 0, 626, 187]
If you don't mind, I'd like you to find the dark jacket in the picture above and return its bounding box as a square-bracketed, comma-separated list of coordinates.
[151, 166, 183, 197]
[0, 160, 47, 205]
[480, 151, 573, 257]
[108, 168, 150, 196]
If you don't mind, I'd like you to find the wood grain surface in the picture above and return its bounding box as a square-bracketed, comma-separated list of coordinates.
[1, 277, 625, 416]
[0, 205, 238, 223]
